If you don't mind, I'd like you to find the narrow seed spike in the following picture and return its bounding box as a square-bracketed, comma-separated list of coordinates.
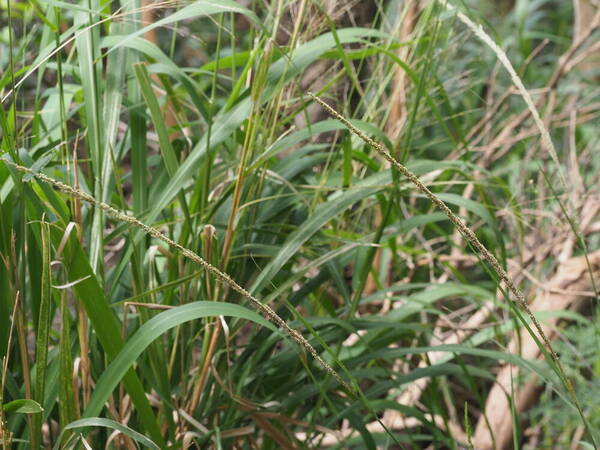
[2, 158, 352, 392]
[307, 91, 575, 400]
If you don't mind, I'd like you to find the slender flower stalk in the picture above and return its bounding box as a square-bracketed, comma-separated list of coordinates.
[2, 158, 351, 392]
[308, 91, 583, 418]
[441, 0, 569, 193]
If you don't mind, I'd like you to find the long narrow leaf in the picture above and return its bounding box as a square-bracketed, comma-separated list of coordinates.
[85, 301, 283, 417]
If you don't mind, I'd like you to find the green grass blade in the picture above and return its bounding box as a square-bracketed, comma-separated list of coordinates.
[2, 399, 43, 414]
[58, 290, 77, 428]
[99, 20, 128, 203]
[84, 301, 283, 417]
[250, 171, 390, 295]
[74, 0, 104, 274]
[32, 220, 53, 449]
[49, 223, 165, 446]
[54, 417, 160, 450]
[134, 63, 180, 178]
[105, 0, 259, 56]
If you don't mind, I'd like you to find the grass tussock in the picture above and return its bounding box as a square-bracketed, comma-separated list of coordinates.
[1, 0, 600, 448]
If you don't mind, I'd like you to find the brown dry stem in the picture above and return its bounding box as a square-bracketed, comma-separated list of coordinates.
[474, 249, 600, 449]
